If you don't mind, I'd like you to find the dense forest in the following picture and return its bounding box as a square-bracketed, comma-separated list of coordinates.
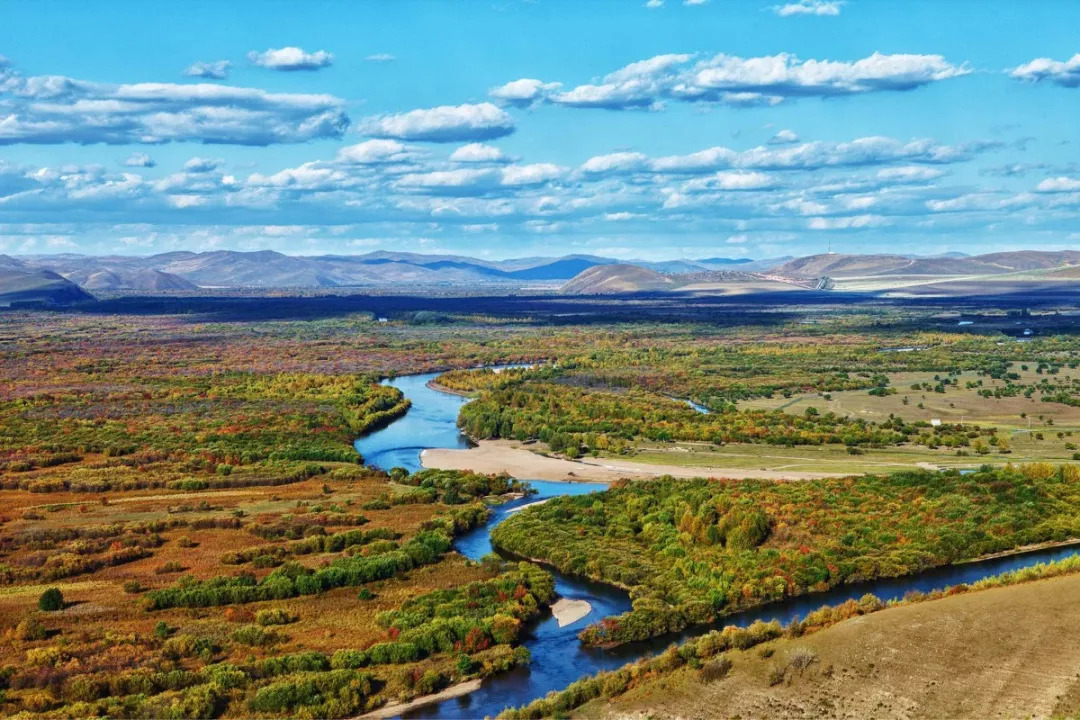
[493, 464, 1080, 645]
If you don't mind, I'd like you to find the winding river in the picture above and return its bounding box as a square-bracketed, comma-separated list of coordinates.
[356, 370, 1080, 719]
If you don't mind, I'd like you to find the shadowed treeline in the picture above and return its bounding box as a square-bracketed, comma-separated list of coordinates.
[54, 286, 1080, 327]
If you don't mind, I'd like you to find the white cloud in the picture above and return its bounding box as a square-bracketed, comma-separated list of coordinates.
[1010, 54, 1080, 87]
[514, 51, 968, 110]
[501, 163, 566, 186]
[365, 54, 396, 63]
[450, 143, 508, 163]
[684, 0, 708, 5]
[462, 223, 498, 232]
[807, 214, 890, 230]
[247, 47, 333, 71]
[336, 139, 415, 164]
[548, 53, 691, 109]
[581, 152, 650, 174]
[391, 163, 565, 192]
[649, 137, 979, 174]
[394, 168, 499, 191]
[246, 163, 349, 191]
[124, 152, 155, 168]
[684, 52, 967, 98]
[1035, 176, 1080, 192]
[768, 129, 799, 144]
[184, 157, 223, 173]
[489, 78, 562, 107]
[875, 166, 944, 182]
[0, 64, 348, 145]
[726, 234, 748, 244]
[771, 0, 844, 17]
[360, 103, 514, 142]
[645, 0, 664, 7]
[184, 60, 231, 79]
[682, 170, 777, 191]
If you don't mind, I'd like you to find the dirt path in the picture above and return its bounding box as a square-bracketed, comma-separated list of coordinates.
[421, 440, 844, 482]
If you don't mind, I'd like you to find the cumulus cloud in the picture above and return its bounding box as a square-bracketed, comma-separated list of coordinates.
[392, 163, 565, 194]
[0, 63, 349, 145]
[497, 51, 968, 111]
[489, 78, 562, 107]
[681, 170, 777, 191]
[184, 157, 223, 173]
[584, 137, 983, 177]
[360, 103, 514, 142]
[769, 129, 799, 144]
[247, 47, 334, 71]
[501, 163, 567, 186]
[336, 139, 416, 164]
[580, 152, 650, 174]
[875, 166, 945, 182]
[450, 143, 508, 163]
[771, 0, 844, 16]
[365, 54, 396, 63]
[1035, 176, 1080, 192]
[682, 52, 967, 98]
[246, 163, 349, 191]
[645, 0, 664, 7]
[124, 152, 156, 168]
[547, 54, 691, 110]
[1010, 54, 1080, 88]
[184, 60, 231, 79]
[393, 167, 499, 192]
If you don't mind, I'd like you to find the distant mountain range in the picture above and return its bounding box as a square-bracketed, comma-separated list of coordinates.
[2, 248, 1079, 306]
[9, 250, 777, 291]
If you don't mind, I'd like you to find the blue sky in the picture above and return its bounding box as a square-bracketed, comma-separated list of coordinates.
[1, 0, 1078, 260]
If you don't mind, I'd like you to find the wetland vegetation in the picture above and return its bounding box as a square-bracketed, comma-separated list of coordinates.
[3, 297, 1080, 718]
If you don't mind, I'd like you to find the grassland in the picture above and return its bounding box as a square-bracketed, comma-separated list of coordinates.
[572, 570, 1080, 719]
[4, 302, 1080, 718]
[0, 311, 568, 718]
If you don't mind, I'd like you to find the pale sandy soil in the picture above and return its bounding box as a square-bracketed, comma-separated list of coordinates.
[581, 572, 1080, 720]
[421, 440, 843, 482]
[552, 597, 592, 627]
[506, 498, 552, 513]
[357, 679, 483, 719]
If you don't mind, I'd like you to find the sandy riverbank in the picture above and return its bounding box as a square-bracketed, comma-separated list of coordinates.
[424, 380, 471, 396]
[551, 597, 592, 627]
[506, 498, 552, 513]
[421, 440, 843, 482]
[357, 679, 482, 719]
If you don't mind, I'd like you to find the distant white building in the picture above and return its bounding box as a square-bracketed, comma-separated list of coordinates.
[930, 418, 942, 427]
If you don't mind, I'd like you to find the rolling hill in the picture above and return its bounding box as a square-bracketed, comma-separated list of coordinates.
[769, 251, 1080, 279]
[0, 268, 95, 307]
[560, 265, 682, 294]
[80, 268, 199, 291]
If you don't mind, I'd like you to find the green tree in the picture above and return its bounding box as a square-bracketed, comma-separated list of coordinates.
[38, 587, 64, 612]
